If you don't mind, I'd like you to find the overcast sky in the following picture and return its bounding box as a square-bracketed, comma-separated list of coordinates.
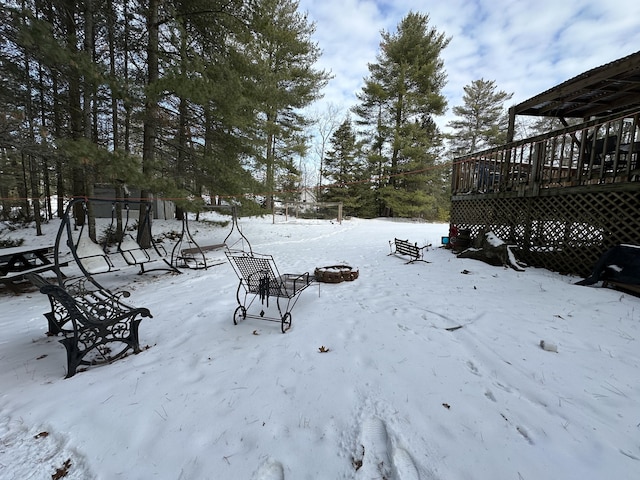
[297, 0, 640, 132]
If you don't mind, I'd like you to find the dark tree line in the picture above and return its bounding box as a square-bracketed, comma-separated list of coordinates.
[1, 2, 515, 227]
[0, 0, 329, 229]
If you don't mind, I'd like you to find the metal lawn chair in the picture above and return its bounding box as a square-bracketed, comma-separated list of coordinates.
[225, 251, 315, 333]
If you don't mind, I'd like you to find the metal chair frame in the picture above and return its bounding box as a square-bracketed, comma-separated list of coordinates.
[226, 251, 314, 333]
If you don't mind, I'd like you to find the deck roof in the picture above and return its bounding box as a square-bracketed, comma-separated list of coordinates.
[513, 50, 640, 119]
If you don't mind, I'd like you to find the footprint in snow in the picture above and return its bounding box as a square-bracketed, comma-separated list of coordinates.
[355, 417, 422, 479]
[252, 459, 284, 480]
[392, 446, 421, 480]
[484, 389, 497, 402]
[356, 417, 393, 479]
[466, 360, 480, 376]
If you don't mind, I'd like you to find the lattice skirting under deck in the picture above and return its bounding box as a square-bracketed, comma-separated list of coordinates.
[450, 188, 640, 277]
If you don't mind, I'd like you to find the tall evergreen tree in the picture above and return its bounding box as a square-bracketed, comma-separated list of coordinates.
[244, 0, 330, 209]
[170, 0, 255, 205]
[352, 12, 449, 218]
[322, 117, 373, 217]
[447, 78, 513, 156]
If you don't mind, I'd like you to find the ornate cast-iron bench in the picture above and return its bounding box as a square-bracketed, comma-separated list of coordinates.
[388, 238, 430, 263]
[226, 251, 315, 333]
[30, 274, 152, 377]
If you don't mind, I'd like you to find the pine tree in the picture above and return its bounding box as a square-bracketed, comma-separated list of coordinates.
[352, 12, 449, 218]
[153, 0, 251, 211]
[322, 117, 372, 217]
[244, 0, 331, 209]
[447, 78, 513, 156]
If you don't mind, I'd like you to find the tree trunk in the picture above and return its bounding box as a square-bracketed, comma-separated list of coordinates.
[457, 230, 526, 271]
[265, 110, 277, 211]
[83, 0, 94, 141]
[123, 1, 131, 154]
[139, 0, 159, 248]
[178, 26, 188, 188]
[63, 0, 86, 226]
[106, 0, 119, 151]
[35, 0, 53, 221]
[20, 1, 42, 233]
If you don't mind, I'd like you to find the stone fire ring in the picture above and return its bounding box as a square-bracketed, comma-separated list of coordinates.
[314, 265, 359, 283]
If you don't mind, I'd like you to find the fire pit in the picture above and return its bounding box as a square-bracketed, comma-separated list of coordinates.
[314, 265, 359, 283]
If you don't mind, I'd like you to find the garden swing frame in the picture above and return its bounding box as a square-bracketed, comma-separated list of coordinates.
[54, 198, 179, 290]
[170, 205, 253, 270]
[112, 201, 176, 274]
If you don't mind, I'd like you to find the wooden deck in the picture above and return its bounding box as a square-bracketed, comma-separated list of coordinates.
[450, 108, 640, 277]
[452, 109, 640, 197]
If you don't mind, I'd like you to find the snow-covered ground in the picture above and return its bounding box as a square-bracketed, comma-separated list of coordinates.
[1, 213, 639, 479]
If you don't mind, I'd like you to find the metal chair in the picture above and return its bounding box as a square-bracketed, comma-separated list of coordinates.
[225, 251, 315, 333]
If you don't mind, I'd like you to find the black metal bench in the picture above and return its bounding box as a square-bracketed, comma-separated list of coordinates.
[226, 251, 315, 333]
[388, 238, 430, 263]
[31, 275, 152, 378]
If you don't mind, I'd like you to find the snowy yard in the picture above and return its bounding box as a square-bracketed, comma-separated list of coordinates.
[1, 214, 639, 479]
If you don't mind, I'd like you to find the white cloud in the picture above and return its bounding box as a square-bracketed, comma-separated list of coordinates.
[298, 0, 640, 134]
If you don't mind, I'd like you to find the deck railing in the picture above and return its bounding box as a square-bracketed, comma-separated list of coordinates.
[452, 109, 640, 196]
